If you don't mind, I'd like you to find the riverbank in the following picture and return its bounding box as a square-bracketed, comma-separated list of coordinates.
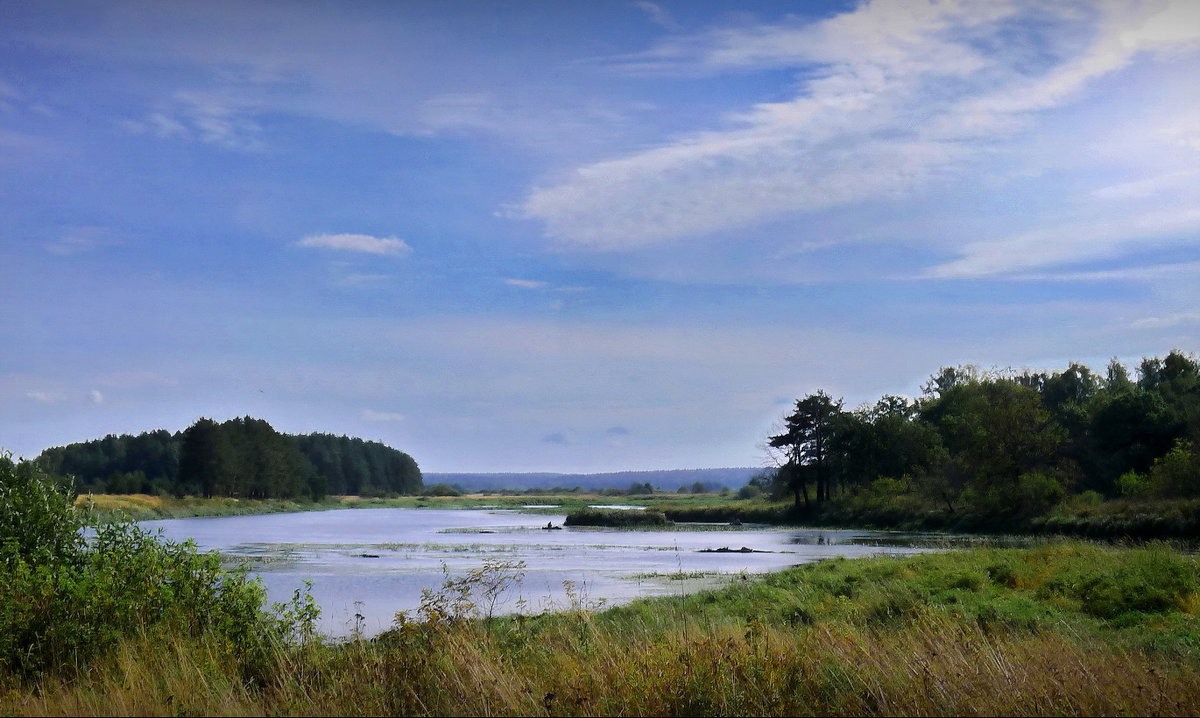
[78, 490, 1200, 544]
[74, 491, 724, 522]
[657, 495, 1200, 540]
[6, 541, 1199, 716]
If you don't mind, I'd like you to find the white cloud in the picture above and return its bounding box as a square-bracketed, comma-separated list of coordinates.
[1131, 312, 1200, 330]
[88, 389, 104, 405]
[25, 391, 66, 404]
[1011, 261, 1200, 282]
[124, 91, 264, 151]
[631, 2, 681, 33]
[504, 278, 548, 289]
[1091, 170, 1198, 200]
[520, 0, 1200, 254]
[926, 207, 1200, 278]
[298, 233, 412, 256]
[361, 409, 405, 422]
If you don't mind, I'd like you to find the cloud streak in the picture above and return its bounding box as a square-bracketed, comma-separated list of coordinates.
[298, 233, 412, 256]
[520, 0, 1200, 266]
[361, 409, 405, 422]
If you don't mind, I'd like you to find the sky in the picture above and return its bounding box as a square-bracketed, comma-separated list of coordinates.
[2, 0, 1199, 473]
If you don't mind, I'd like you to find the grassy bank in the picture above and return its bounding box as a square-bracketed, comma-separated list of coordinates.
[75, 491, 720, 522]
[6, 541, 1200, 716]
[658, 493, 1200, 540]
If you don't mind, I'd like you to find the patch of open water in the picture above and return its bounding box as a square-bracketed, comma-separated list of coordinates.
[143, 508, 946, 637]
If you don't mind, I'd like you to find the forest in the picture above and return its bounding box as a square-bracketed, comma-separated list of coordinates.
[35, 417, 422, 500]
[761, 350, 1200, 530]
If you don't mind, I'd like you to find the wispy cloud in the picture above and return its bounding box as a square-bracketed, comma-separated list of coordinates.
[1010, 261, 1200, 283]
[88, 389, 104, 405]
[44, 227, 119, 256]
[298, 233, 412, 256]
[520, 0, 1200, 257]
[631, 2, 681, 33]
[504, 278, 548, 289]
[1131, 312, 1200, 330]
[25, 391, 66, 404]
[1091, 170, 1198, 200]
[341, 273, 395, 286]
[361, 408, 405, 422]
[926, 208, 1200, 279]
[123, 91, 264, 151]
[541, 431, 569, 445]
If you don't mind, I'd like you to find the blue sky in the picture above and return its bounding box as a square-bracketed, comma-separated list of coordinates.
[2, 0, 1198, 472]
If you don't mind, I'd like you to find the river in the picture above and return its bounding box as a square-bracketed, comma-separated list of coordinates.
[144, 507, 944, 637]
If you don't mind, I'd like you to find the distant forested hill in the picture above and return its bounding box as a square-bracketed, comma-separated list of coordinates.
[35, 417, 422, 499]
[425, 467, 763, 492]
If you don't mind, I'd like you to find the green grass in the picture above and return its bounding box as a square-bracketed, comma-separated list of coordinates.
[73, 491, 748, 522]
[7, 542, 1200, 716]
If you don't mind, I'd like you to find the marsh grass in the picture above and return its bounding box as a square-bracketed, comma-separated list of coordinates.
[6, 542, 1200, 716]
[563, 508, 672, 527]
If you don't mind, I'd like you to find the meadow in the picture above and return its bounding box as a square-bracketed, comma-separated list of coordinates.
[5, 541, 1200, 716]
[6, 458, 1198, 716]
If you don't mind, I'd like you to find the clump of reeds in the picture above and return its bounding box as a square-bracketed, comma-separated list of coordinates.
[563, 508, 672, 527]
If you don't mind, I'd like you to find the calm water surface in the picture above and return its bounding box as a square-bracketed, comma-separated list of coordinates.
[144, 508, 944, 637]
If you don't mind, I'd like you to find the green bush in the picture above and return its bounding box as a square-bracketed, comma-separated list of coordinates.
[0, 455, 311, 678]
[736, 484, 762, 500]
[0, 454, 84, 567]
[967, 472, 1065, 517]
[1150, 441, 1200, 498]
[1116, 471, 1150, 498]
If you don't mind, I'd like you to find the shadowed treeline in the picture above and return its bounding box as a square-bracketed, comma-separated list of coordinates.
[35, 417, 422, 500]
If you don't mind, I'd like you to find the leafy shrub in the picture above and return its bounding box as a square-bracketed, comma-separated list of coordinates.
[0, 455, 310, 678]
[736, 484, 762, 500]
[1116, 471, 1150, 498]
[967, 472, 1066, 517]
[1149, 441, 1200, 498]
[0, 454, 84, 567]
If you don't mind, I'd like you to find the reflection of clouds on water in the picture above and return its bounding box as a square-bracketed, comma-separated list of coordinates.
[144, 508, 943, 637]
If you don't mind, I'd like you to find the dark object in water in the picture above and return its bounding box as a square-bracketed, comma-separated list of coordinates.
[358, 553, 381, 558]
[542, 522, 562, 530]
[729, 518, 743, 526]
[699, 546, 771, 554]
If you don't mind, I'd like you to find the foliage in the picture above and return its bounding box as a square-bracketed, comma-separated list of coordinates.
[9, 543, 1200, 716]
[563, 508, 672, 527]
[0, 456, 316, 678]
[36, 418, 422, 500]
[768, 391, 843, 506]
[761, 351, 1200, 535]
[0, 454, 86, 567]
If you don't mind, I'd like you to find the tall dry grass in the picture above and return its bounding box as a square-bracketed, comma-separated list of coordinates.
[8, 541, 1200, 716]
[8, 607, 1200, 716]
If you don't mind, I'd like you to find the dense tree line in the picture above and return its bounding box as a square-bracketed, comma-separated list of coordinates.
[36, 417, 422, 499]
[768, 351, 1200, 517]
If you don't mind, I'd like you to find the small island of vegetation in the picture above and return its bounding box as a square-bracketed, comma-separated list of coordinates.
[563, 507, 673, 527]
